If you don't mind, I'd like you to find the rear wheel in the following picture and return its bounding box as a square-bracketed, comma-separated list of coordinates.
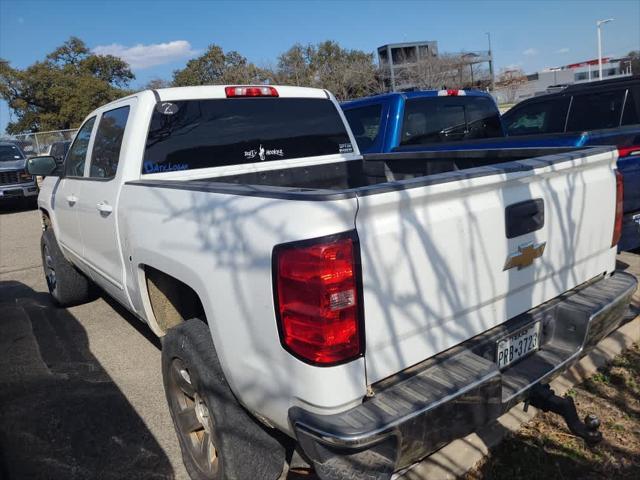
[41, 229, 92, 307]
[162, 319, 286, 480]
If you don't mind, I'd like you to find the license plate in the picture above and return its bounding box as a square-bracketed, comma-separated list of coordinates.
[496, 322, 541, 369]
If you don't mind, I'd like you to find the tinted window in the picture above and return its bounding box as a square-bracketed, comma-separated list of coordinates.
[343, 104, 383, 152]
[0, 144, 24, 162]
[504, 97, 570, 136]
[65, 117, 96, 177]
[400, 96, 502, 146]
[622, 89, 640, 126]
[90, 106, 130, 178]
[143, 98, 353, 174]
[50, 141, 71, 163]
[566, 90, 625, 131]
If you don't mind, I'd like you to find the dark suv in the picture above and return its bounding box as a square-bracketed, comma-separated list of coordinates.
[502, 76, 640, 252]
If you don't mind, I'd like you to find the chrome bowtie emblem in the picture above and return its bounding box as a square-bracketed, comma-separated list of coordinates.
[503, 242, 546, 271]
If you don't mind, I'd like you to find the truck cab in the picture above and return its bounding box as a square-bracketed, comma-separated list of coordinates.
[340, 89, 505, 154]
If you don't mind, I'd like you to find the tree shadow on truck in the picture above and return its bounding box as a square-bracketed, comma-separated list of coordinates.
[136, 148, 623, 479]
[0, 280, 174, 480]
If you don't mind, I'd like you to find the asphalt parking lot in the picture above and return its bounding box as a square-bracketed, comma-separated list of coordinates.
[1, 203, 639, 480]
[0, 203, 189, 479]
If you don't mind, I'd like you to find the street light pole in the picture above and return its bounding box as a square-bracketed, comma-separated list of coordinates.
[486, 32, 494, 91]
[597, 18, 614, 81]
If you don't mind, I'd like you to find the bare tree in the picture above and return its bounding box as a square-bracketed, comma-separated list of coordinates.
[495, 68, 527, 104]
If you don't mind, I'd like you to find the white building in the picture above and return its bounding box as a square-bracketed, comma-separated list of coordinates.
[494, 57, 633, 104]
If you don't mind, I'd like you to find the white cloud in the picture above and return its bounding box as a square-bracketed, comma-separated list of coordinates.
[523, 48, 538, 56]
[504, 62, 524, 70]
[555, 47, 570, 54]
[92, 40, 198, 69]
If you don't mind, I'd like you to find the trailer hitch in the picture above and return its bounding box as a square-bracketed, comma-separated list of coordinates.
[525, 384, 602, 446]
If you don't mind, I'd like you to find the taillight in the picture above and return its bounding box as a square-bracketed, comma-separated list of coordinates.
[438, 89, 466, 96]
[612, 170, 623, 247]
[225, 86, 278, 98]
[617, 145, 640, 158]
[274, 233, 363, 366]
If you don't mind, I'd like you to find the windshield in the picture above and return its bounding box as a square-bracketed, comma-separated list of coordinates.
[143, 97, 353, 174]
[0, 144, 25, 162]
[400, 96, 503, 146]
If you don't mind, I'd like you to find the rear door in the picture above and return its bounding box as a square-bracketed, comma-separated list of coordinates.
[355, 149, 618, 383]
[75, 102, 132, 303]
[504, 96, 571, 136]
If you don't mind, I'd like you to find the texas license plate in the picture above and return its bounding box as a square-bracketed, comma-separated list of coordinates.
[496, 322, 541, 369]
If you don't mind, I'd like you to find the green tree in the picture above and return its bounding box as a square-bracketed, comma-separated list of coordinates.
[172, 44, 270, 86]
[0, 37, 134, 134]
[276, 41, 380, 100]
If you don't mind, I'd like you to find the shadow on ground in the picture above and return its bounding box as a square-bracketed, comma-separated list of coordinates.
[0, 198, 38, 214]
[0, 280, 174, 480]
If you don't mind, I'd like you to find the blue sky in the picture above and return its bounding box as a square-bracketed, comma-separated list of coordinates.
[1, 0, 639, 133]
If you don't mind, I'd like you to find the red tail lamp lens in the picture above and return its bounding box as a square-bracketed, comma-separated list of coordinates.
[274, 235, 362, 365]
[612, 170, 623, 247]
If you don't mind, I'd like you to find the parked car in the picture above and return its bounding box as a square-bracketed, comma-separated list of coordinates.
[502, 76, 640, 252]
[28, 85, 636, 480]
[0, 142, 39, 207]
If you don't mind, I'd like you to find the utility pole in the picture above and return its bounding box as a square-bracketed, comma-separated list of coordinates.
[597, 18, 614, 81]
[486, 32, 495, 91]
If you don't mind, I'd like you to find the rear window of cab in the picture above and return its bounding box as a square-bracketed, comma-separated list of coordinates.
[400, 96, 503, 146]
[143, 98, 354, 174]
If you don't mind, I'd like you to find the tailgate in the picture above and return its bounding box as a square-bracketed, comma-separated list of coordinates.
[355, 149, 619, 384]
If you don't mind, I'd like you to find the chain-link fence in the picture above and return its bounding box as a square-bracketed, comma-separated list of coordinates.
[1, 128, 78, 157]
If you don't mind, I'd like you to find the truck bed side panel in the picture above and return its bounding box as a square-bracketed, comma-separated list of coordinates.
[118, 184, 365, 433]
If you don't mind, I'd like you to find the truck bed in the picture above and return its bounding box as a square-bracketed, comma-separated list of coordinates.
[129, 147, 586, 199]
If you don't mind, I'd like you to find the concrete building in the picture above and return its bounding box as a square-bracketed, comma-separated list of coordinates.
[377, 41, 439, 91]
[377, 40, 494, 92]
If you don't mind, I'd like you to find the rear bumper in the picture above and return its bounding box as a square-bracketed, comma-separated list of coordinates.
[0, 183, 38, 200]
[290, 271, 637, 479]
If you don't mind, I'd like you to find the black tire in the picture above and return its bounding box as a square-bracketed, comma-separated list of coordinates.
[161, 319, 286, 480]
[41, 229, 92, 307]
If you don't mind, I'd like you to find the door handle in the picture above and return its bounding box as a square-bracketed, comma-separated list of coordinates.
[505, 199, 545, 238]
[96, 201, 113, 214]
[66, 195, 78, 205]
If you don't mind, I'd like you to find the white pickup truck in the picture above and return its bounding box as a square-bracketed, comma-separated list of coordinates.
[28, 85, 637, 480]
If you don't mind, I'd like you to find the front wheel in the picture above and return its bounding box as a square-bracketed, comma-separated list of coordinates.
[161, 319, 286, 480]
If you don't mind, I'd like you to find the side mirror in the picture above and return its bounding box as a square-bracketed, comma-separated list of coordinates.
[27, 156, 58, 177]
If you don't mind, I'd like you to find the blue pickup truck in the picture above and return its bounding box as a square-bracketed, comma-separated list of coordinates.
[341, 78, 640, 251]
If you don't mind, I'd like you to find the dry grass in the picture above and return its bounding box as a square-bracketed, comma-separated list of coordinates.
[466, 343, 640, 480]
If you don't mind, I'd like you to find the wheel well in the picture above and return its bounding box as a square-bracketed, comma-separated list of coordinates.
[40, 209, 51, 230]
[144, 265, 205, 334]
